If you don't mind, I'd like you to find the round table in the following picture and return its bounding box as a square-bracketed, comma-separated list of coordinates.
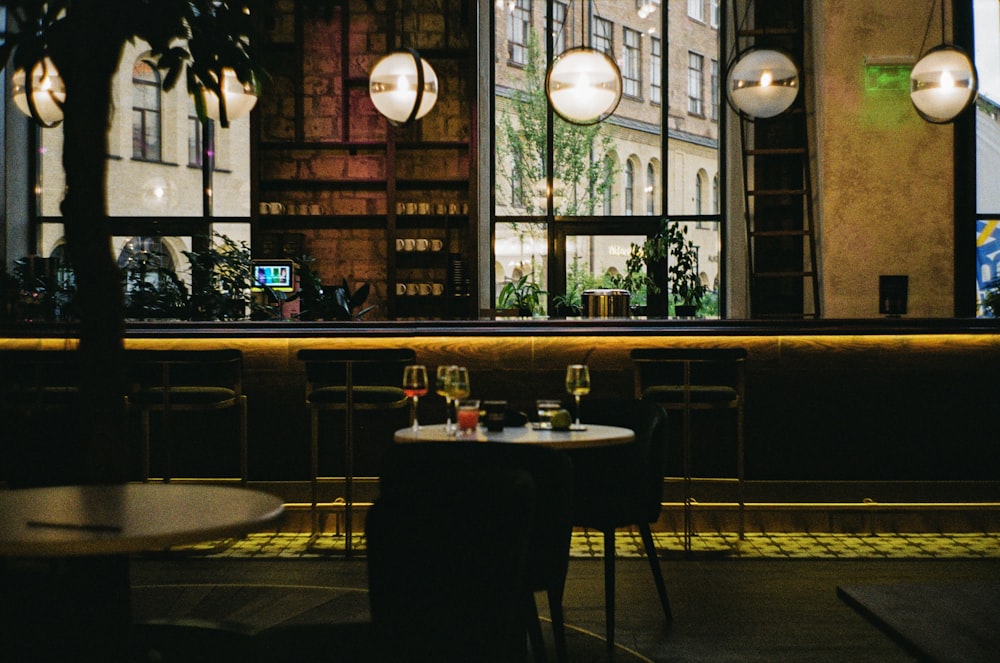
[394, 423, 635, 449]
[0, 483, 285, 558]
[0, 483, 285, 659]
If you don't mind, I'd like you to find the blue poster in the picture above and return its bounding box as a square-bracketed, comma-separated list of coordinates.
[976, 219, 1000, 315]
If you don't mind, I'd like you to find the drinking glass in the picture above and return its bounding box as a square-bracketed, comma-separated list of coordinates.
[436, 364, 458, 432]
[445, 366, 470, 425]
[565, 364, 591, 429]
[403, 365, 428, 431]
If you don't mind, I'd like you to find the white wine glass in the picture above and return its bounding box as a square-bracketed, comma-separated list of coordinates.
[445, 366, 470, 428]
[403, 365, 428, 431]
[565, 364, 591, 429]
[436, 364, 458, 432]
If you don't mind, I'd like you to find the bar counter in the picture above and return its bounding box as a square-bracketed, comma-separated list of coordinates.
[3, 318, 1000, 486]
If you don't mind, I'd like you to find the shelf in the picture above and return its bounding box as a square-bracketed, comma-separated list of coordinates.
[255, 215, 388, 229]
[259, 140, 469, 151]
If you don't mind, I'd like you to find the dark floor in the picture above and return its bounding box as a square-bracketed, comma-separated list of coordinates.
[131, 544, 1000, 662]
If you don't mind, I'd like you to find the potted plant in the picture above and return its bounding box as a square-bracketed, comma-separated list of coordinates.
[498, 274, 546, 317]
[294, 256, 376, 321]
[617, 219, 708, 318]
[182, 233, 254, 321]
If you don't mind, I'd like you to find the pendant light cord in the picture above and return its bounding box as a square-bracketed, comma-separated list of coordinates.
[917, 0, 938, 56]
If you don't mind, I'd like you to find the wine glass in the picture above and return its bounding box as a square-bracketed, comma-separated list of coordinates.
[446, 366, 470, 428]
[565, 364, 591, 429]
[402, 365, 428, 431]
[436, 364, 458, 432]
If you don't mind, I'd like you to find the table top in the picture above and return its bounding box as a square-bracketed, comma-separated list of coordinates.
[394, 423, 635, 449]
[0, 483, 285, 558]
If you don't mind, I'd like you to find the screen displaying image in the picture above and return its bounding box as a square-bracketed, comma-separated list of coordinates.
[252, 260, 294, 291]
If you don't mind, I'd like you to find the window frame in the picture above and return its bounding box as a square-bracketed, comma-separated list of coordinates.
[623, 27, 643, 99]
[688, 51, 705, 117]
[132, 58, 163, 163]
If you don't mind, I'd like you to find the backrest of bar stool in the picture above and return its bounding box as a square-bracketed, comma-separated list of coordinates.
[0, 350, 82, 411]
[631, 347, 746, 409]
[126, 349, 247, 483]
[127, 349, 244, 410]
[297, 348, 415, 411]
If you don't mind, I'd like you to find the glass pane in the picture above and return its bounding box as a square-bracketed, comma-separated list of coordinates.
[667, 5, 719, 215]
[496, 3, 667, 219]
[38, 41, 251, 218]
[677, 219, 721, 317]
[565, 234, 647, 307]
[495, 221, 548, 309]
[975, 0, 1000, 215]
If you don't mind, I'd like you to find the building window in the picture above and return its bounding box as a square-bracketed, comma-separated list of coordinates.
[508, 0, 532, 65]
[623, 28, 642, 98]
[592, 16, 613, 56]
[625, 159, 635, 216]
[132, 59, 162, 162]
[713, 174, 720, 214]
[710, 0, 720, 28]
[646, 163, 656, 215]
[553, 1, 569, 55]
[688, 0, 704, 22]
[695, 170, 706, 214]
[189, 115, 203, 167]
[651, 37, 661, 104]
[711, 59, 720, 121]
[688, 51, 704, 116]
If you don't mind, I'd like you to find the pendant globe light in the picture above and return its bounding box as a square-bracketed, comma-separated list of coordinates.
[545, 2, 622, 125]
[909, 0, 978, 124]
[11, 56, 65, 128]
[369, 47, 439, 126]
[726, 48, 800, 120]
[200, 67, 259, 126]
[546, 47, 622, 125]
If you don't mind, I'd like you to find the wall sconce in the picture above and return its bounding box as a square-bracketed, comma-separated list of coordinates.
[11, 56, 65, 128]
[199, 67, 259, 125]
[546, 46, 622, 125]
[726, 48, 800, 120]
[369, 48, 439, 127]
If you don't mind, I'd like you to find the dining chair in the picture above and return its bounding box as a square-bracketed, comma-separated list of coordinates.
[574, 397, 672, 655]
[296, 348, 415, 556]
[631, 347, 747, 550]
[126, 349, 248, 486]
[366, 456, 536, 662]
[376, 441, 573, 663]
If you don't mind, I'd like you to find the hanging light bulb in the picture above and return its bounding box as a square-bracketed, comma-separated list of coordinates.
[200, 67, 258, 124]
[910, 44, 978, 123]
[545, 47, 623, 125]
[11, 56, 65, 127]
[369, 48, 439, 126]
[726, 48, 800, 120]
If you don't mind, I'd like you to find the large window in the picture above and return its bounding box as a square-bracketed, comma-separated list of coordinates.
[493, 0, 721, 317]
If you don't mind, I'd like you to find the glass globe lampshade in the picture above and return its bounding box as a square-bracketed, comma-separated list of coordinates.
[545, 47, 623, 125]
[201, 68, 258, 123]
[727, 48, 800, 120]
[910, 45, 978, 124]
[369, 49, 439, 126]
[11, 57, 65, 127]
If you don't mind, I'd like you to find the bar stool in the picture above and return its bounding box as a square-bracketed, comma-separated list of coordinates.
[126, 349, 247, 486]
[297, 348, 415, 556]
[630, 348, 746, 553]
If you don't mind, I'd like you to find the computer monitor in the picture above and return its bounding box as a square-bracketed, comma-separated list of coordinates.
[252, 259, 295, 292]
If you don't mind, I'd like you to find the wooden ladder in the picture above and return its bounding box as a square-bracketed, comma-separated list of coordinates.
[733, 0, 820, 319]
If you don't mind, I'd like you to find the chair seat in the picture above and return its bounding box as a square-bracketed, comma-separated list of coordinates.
[306, 385, 407, 407]
[130, 386, 238, 407]
[643, 384, 739, 404]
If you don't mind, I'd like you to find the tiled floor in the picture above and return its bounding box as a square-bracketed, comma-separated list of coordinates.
[170, 529, 1000, 560]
